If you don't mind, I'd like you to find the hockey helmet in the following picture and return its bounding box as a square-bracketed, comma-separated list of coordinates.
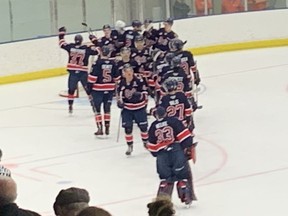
[164, 17, 174, 26]
[155, 106, 167, 119]
[120, 46, 131, 54]
[135, 35, 144, 42]
[102, 24, 111, 30]
[170, 56, 181, 68]
[164, 78, 178, 92]
[144, 18, 153, 24]
[115, 20, 126, 31]
[169, 38, 185, 51]
[132, 20, 142, 28]
[74, 34, 83, 45]
[101, 46, 111, 56]
[164, 52, 175, 64]
[151, 49, 163, 62]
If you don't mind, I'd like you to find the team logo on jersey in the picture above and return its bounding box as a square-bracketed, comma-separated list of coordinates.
[124, 88, 136, 99]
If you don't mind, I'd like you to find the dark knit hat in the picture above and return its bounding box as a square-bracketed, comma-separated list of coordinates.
[54, 187, 90, 207]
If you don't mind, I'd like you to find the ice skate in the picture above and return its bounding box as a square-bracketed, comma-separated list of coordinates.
[143, 141, 148, 149]
[68, 105, 73, 114]
[105, 125, 110, 135]
[94, 127, 103, 136]
[125, 145, 133, 156]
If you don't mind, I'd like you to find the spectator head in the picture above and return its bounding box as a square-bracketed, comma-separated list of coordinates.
[77, 206, 112, 216]
[53, 187, 90, 216]
[0, 149, 2, 161]
[0, 176, 17, 206]
[147, 196, 175, 216]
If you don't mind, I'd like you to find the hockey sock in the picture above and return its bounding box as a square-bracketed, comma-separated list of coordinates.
[95, 113, 103, 129]
[125, 134, 133, 146]
[68, 94, 74, 106]
[104, 113, 111, 126]
[140, 131, 149, 143]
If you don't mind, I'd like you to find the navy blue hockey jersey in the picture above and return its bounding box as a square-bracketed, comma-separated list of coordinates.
[147, 116, 192, 154]
[154, 28, 177, 52]
[159, 92, 192, 122]
[88, 58, 120, 91]
[174, 50, 196, 75]
[59, 35, 99, 72]
[117, 76, 148, 110]
[124, 30, 141, 48]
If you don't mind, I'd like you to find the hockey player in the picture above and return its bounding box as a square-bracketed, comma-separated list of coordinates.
[158, 79, 197, 203]
[169, 38, 200, 86]
[117, 47, 140, 77]
[116, 64, 149, 155]
[95, 24, 117, 57]
[159, 79, 194, 130]
[113, 20, 126, 54]
[154, 18, 178, 52]
[124, 20, 142, 48]
[143, 18, 158, 47]
[131, 35, 151, 78]
[147, 106, 196, 206]
[87, 46, 120, 136]
[58, 26, 99, 113]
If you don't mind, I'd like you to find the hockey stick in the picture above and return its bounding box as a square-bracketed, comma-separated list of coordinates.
[116, 88, 123, 143]
[116, 111, 122, 143]
[81, 22, 95, 36]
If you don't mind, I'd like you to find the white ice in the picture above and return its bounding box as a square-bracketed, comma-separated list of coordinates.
[1, 47, 288, 216]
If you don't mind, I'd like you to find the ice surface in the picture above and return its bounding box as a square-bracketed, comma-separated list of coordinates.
[1, 47, 288, 216]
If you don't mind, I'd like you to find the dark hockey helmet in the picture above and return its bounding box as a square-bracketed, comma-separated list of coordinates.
[155, 106, 167, 119]
[74, 34, 83, 45]
[164, 52, 175, 64]
[144, 18, 153, 24]
[101, 46, 111, 56]
[120, 46, 131, 53]
[0, 148, 2, 160]
[164, 78, 178, 92]
[102, 24, 111, 30]
[170, 56, 181, 68]
[132, 20, 142, 27]
[170, 38, 185, 51]
[164, 17, 174, 25]
[151, 48, 163, 61]
[135, 35, 144, 42]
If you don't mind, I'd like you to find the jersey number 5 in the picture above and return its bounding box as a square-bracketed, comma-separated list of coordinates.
[103, 69, 112, 82]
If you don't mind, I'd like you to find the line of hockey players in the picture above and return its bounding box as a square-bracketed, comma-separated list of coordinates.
[58, 17, 201, 207]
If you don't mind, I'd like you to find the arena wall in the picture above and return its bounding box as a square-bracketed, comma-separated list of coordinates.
[0, 9, 288, 84]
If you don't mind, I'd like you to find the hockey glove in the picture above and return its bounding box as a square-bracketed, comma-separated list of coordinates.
[131, 91, 142, 102]
[117, 100, 124, 109]
[185, 142, 198, 164]
[58, 26, 66, 33]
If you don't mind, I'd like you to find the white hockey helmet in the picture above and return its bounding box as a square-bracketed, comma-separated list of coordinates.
[115, 20, 126, 31]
